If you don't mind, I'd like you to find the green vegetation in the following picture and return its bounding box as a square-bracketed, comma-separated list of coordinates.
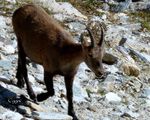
[86, 88, 92, 97]
[0, 0, 33, 16]
[129, 10, 150, 31]
[15, 0, 33, 6]
[97, 89, 106, 96]
[56, 0, 69, 2]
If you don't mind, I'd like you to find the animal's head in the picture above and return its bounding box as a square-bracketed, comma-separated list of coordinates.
[81, 22, 105, 77]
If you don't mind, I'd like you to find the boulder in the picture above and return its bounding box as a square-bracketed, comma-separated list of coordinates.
[32, 0, 87, 20]
[1, 111, 23, 120]
[105, 92, 122, 103]
[32, 111, 72, 120]
[103, 52, 118, 65]
[121, 63, 140, 77]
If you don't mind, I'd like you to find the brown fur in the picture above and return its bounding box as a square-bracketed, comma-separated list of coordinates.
[12, 4, 105, 120]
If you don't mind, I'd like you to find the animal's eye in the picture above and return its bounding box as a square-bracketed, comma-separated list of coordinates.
[96, 62, 100, 66]
[88, 54, 93, 57]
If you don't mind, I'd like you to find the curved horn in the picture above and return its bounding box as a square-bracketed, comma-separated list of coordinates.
[80, 33, 84, 43]
[98, 24, 104, 46]
[86, 27, 95, 48]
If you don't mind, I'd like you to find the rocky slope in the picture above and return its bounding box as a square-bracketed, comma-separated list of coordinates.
[0, 0, 150, 120]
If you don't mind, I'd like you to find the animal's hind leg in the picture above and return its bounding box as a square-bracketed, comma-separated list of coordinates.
[16, 37, 25, 88]
[37, 71, 54, 102]
[16, 56, 25, 88]
[17, 38, 36, 102]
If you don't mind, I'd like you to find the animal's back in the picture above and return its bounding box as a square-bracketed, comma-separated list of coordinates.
[12, 4, 74, 66]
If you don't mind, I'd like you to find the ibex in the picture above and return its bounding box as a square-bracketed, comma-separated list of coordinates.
[12, 4, 105, 120]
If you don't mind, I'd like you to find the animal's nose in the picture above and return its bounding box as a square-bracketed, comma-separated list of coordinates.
[97, 71, 110, 79]
[98, 71, 104, 75]
[96, 70, 104, 77]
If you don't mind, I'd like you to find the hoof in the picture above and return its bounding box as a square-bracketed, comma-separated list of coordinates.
[29, 92, 37, 102]
[69, 111, 78, 120]
[37, 92, 50, 102]
[20, 94, 38, 104]
[72, 116, 78, 120]
[37, 90, 55, 102]
[17, 80, 25, 88]
[33, 98, 38, 104]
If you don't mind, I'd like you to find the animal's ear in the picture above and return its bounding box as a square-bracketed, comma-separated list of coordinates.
[86, 27, 95, 48]
[80, 26, 96, 48]
[80, 33, 92, 48]
[86, 22, 105, 47]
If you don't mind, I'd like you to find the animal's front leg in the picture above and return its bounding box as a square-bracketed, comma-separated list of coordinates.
[65, 75, 78, 120]
[37, 71, 54, 102]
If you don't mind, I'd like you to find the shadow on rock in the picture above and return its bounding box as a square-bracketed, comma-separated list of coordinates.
[0, 84, 31, 115]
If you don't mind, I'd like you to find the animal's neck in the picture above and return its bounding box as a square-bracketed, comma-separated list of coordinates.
[72, 43, 84, 64]
[62, 43, 84, 66]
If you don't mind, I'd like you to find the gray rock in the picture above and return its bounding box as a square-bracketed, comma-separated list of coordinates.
[1, 111, 23, 120]
[139, 53, 150, 63]
[121, 62, 140, 77]
[86, 80, 99, 93]
[23, 118, 34, 120]
[121, 111, 140, 118]
[3, 45, 15, 54]
[129, 1, 150, 11]
[73, 78, 88, 102]
[7, 85, 27, 95]
[123, 23, 142, 31]
[0, 60, 12, 70]
[101, 14, 107, 21]
[53, 13, 72, 22]
[145, 99, 150, 106]
[0, 85, 16, 99]
[0, 75, 11, 84]
[0, 36, 5, 42]
[33, 0, 87, 20]
[90, 16, 103, 22]
[103, 52, 118, 65]
[26, 101, 45, 112]
[102, 3, 110, 11]
[105, 74, 119, 82]
[18, 105, 32, 115]
[0, 16, 6, 28]
[147, 3, 150, 10]
[67, 22, 86, 33]
[114, 13, 129, 24]
[105, 65, 119, 74]
[35, 73, 44, 84]
[32, 86, 44, 94]
[6, 0, 16, 4]
[32, 111, 72, 120]
[58, 98, 67, 110]
[76, 63, 90, 80]
[112, 0, 132, 12]
[105, 92, 122, 103]
[28, 74, 36, 85]
[142, 88, 150, 99]
[100, 74, 119, 91]
[102, 117, 111, 120]
[36, 64, 44, 73]
[0, 82, 7, 88]
[0, 16, 7, 38]
[0, 106, 7, 114]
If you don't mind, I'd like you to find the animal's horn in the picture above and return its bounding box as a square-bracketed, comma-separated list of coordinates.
[86, 27, 95, 48]
[98, 24, 104, 46]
